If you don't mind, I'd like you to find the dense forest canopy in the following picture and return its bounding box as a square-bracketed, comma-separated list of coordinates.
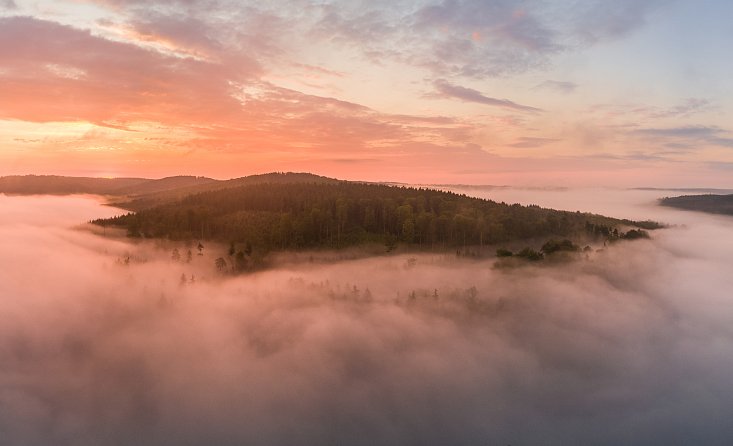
[660, 194, 733, 216]
[94, 177, 657, 256]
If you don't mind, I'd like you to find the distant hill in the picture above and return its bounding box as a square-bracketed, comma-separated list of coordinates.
[0, 172, 335, 210]
[0, 175, 148, 195]
[659, 194, 733, 216]
[0, 174, 214, 196]
[94, 180, 657, 262]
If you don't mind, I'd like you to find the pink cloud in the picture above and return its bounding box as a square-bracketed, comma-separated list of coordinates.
[0, 16, 258, 125]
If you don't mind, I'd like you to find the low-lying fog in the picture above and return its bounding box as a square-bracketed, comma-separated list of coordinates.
[1, 189, 733, 445]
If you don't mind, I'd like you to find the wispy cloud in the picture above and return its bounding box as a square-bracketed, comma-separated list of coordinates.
[509, 137, 558, 148]
[433, 79, 542, 113]
[635, 126, 720, 138]
[634, 126, 733, 148]
[533, 80, 578, 94]
[568, 0, 672, 44]
[648, 98, 713, 119]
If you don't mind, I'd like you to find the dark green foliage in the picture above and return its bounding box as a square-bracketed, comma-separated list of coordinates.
[215, 257, 227, 272]
[515, 247, 544, 261]
[496, 248, 513, 257]
[621, 219, 666, 230]
[586, 222, 650, 243]
[94, 181, 655, 254]
[621, 229, 649, 240]
[541, 239, 579, 254]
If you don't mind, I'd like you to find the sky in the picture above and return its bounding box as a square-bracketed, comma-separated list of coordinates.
[0, 0, 731, 186]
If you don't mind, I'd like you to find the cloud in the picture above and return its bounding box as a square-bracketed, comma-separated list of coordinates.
[329, 158, 380, 164]
[634, 126, 733, 148]
[85, 0, 668, 81]
[118, 12, 225, 59]
[305, 0, 671, 78]
[0, 16, 256, 125]
[533, 80, 578, 94]
[635, 126, 721, 138]
[2, 190, 733, 444]
[433, 79, 542, 112]
[648, 98, 713, 119]
[0, 16, 487, 170]
[568, 0, 672, 44]
[509, 136, 559, 148]
[0, 0, 16, 10]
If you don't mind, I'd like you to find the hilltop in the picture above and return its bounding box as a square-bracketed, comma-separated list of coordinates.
[110, 172, 338, 211]
[93, 174, 660, 264]
[2, 172, 661, 263]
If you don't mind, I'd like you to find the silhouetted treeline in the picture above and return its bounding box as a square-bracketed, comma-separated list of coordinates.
[660, 194, 733, 216]
[585, 222, 650, 241]
[95, 182, 653, 254]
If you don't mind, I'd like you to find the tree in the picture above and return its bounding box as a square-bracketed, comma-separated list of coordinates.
[622, 229, 649, 240]
[215, 257, 227, 272]
[541, 239, 579, 255]
[496, 248, 513, 257]
[235, 251, 248, 271]
[171, 248, 181, 262]
[516, 247, 543, 261]
[385, 234, 398, 252]
[402, 218, 415, 243]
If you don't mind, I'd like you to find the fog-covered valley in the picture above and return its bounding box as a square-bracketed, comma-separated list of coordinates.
[1, 189, 733, 445]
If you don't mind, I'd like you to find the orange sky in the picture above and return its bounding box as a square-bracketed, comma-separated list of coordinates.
[1, 0, 732, 186]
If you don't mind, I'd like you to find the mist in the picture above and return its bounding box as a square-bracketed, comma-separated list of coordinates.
[1, 191, 733, 445]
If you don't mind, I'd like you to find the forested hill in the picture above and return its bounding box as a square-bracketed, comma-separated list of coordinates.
[660, 194, 733, 216]
[94, 180, 658, 254]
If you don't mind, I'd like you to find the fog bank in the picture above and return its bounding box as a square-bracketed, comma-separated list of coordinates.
[1, 192, 733, 445]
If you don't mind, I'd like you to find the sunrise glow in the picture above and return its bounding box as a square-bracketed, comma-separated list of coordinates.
[0, 0, 730, 186]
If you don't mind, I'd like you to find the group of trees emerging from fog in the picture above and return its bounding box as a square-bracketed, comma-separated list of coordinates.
[95, 181, 654, 260]
[495, 225, 651, 263]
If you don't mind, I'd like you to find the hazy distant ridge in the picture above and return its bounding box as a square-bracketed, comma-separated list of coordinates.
[660, 194, 733, 216]
[0, 174, 216, 196]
